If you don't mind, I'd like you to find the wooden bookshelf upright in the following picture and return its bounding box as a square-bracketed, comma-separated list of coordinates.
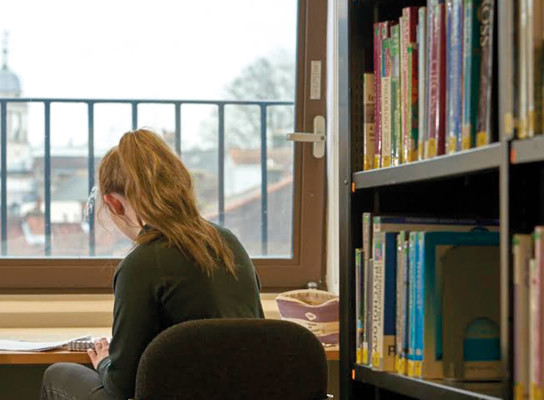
[337, 0, 518, 399]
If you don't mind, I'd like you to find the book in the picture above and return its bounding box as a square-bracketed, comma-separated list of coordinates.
[0, 335, 97, 352]
[363, 73, 376, 170]
[461, 0, 482, 150]
[518, 0, 529, 139]
[372, 231, 397, 371]
[401, 7, 419, 164]
[513, 234, 532, 400]
[396, 231, 410, 374]
[381, 23, 393, 168]
[362, 213, 373, 364]
[532, 228, 544, 400]
[355, 248, 364, 363]
[417, 231, 500, 380]
[426, 0, 447, 157]
[407, 232, 420, 377]
[418, 7, 428, 160]
[527, 0, 544, 137]
[447, 0, 464, 153]
[476, 0, 495, 146]
[391, 24, 402, 167]
[374, 22, 383, 168]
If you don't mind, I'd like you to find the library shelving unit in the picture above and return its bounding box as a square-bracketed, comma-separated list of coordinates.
[337, 0, 519, 399]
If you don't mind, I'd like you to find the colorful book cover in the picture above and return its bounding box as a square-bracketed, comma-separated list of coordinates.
[461, 0, 482, 150]
[476, 0, 495, 146]
[402, 7, 419, 163]
[390, 24, 402, 167]
[374, 23, 383, 167]
[355, 248, 363, 363]
[447, 0, 464, 153]
[372, 231, 397, 371]
[418, 7, 428, 160]
[396, 231, 410, 374]
[400, 14, 408, 164]
[418, 231, 500, 380]
[513, 234, 532, 400]
[381, 23, 392, 168]
[363, 73, 376, 170]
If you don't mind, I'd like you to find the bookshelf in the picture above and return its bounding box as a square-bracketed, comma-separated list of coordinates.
[337, 0, 518, 399]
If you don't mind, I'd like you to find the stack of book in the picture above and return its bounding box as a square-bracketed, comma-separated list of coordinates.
[363, 0, 496, 170]
[355, 213, 502, 382]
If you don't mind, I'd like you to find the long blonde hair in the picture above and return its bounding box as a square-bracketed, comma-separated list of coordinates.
[98, 129, 236, 276]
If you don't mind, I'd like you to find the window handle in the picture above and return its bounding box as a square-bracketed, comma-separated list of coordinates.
[286, 115, 326, 158]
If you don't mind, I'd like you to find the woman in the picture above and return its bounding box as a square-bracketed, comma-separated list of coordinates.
[41, 129, 264, 400]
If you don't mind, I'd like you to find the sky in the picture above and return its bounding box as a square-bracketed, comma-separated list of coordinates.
[1, 0, 297, 151]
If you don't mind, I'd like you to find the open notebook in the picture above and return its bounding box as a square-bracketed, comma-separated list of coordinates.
[0, 335, 107, 352]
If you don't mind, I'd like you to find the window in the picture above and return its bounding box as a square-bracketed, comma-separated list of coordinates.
[0, 0, 326, 290]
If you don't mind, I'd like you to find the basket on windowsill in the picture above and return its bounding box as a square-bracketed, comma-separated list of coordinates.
[275, 289, 339, 347]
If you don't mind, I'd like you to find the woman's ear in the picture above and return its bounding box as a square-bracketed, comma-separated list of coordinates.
[103, 194, 125, 216]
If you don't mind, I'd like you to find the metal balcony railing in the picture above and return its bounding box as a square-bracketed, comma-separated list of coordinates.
[0, 98, 294, 256]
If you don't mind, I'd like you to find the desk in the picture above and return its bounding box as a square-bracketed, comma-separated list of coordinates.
[0, 328, 339, 365]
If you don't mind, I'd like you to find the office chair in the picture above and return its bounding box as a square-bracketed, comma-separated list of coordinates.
[134, 318, 331, 400]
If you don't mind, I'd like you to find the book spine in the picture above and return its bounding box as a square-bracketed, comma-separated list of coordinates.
[527, 0, 544, 137]
[418, 7, 428, 160]
[519, 0, 529, 139]
[414, 232, 424, 378]
[396, 232, 409, 374]
[381, 24, 392, 168]
[530, 252, 541, 400]
[366, 258, 375, 365]
[355, 248, 363, 363]
[372, 231, 385, 368]
[391, 24, 402, 167]
[534, 227, 544, 400]
[406, 7, 420, 163]
[401, 13, 409, 164]
[476, 0, 495, 146]
[447, 0, 464, 153]
[374, 23, 383, 167]
[363, 73, 376, 170]
[513, 234, 532, 400]
[407, 231, 419, 376]
[362, 212, 373, 365]
[426, 0, 446, 157]
[382, 233, 398, 371]
[461, 0, 482, 149]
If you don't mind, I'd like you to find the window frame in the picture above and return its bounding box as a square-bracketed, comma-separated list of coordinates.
[0, 0, 327, 292]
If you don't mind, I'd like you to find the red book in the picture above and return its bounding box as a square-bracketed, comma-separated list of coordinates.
[374, 22, 382, 169]
[426, 1, 447, 157]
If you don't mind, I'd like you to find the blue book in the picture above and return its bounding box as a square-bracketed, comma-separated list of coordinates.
[407, 232, 419, 376]
[372, 231, 397, 371]
[415, 231, 500, 379]
[446, 0, 463, 153]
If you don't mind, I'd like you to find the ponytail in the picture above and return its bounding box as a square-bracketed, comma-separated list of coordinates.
[98, 129, 236, 276]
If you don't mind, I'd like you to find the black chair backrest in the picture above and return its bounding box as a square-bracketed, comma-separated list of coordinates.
[134, 318, 328, 400]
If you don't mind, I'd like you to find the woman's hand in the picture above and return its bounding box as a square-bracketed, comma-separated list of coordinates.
[87, 338, 110, 370]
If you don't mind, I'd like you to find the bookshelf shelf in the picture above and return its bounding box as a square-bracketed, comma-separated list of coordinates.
[353, 366, 504, 400]
[352, 143, 503, 190]
[511, 136, 544, 165]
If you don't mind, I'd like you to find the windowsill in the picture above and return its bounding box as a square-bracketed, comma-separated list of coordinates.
[0, 293, 281, 328]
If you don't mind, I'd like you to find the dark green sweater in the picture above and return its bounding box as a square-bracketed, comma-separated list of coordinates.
[97, 224, 264, 399]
